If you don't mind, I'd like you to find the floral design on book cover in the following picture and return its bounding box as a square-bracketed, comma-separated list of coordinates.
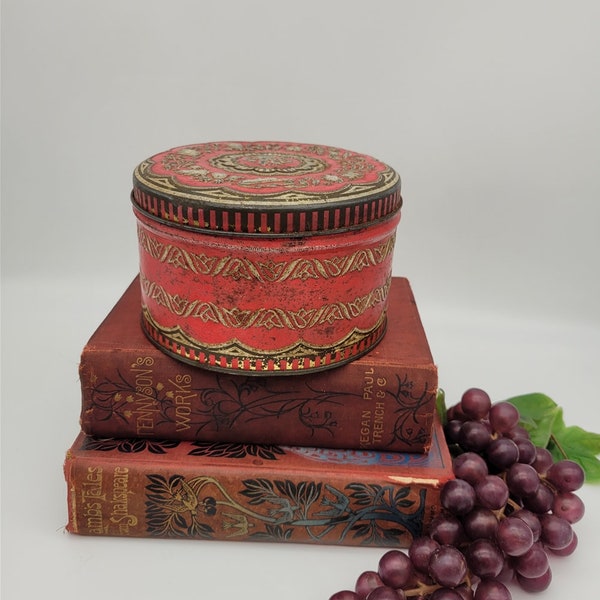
[144, 473, 426, 546]
[86, 369, 434, 448]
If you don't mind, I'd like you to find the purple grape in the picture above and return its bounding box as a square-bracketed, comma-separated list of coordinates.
[331, 388, 590, 600]
[546, 460, 585, 492]
[539, 513, 574, 550]
[355, 571, 383, 599]
[429, 515, 465, 546]
[365, 586, 404, 600]
[514, 438, 536, 464]
[522, 481, 554, 514]
[428, 545, 467, 588]
[408, 536, 440, 573]
[473, 578, 512, 600]
[496, 558, 515, 584]
[462, 507, 499, 540]
[489, 402, 520, 434]
[496, 516, 534, 557]
[453, 584, 474, 600]
[465, 538, 505, 578]
[444, 420, 463, 444]
[505, 425, 531, 441]
[514, 542, 549, 578]
[440, 479, 476, 516]
[474, 475, 509, 510]
[511, 509, 541, 542]
[447, 404, 468, 422]
[329, 592, 360, 600]
[453, 452, 488, 484]
[430, 588, 464, 600]
[516, 567, 552, 592]
[552, 491, 585, 523]
[548, 530, 578, 556]
[486, 437, 519, 469]
[460, 388, 492, 420]
[506, 462, 540, 498]
[531, 446, 554, 475]
[458, 421, 492, 452]
[377, 550, 413, 589]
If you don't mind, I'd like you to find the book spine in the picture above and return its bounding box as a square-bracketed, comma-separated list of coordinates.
[64, 439, 442, 548]
[79, 347, 437, 452]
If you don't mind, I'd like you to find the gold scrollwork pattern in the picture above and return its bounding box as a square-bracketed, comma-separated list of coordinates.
[140, 273, 390, 331]
[134, 142, 400, 205]
[138, 226, 395, 283]
[141, 304, 387, 370]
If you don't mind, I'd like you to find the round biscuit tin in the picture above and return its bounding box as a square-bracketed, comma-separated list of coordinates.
[131, 141, 402, 374]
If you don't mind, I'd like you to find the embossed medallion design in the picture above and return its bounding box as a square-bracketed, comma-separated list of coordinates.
[209, 151, 327, 176]
[136, 142, 397, 201]
[132, 141, 401, 235]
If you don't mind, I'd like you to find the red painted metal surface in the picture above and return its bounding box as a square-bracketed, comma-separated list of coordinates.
[131, 141, 402, 374]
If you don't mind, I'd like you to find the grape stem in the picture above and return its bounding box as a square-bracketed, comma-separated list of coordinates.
[403, 577, 470, 597]
[506, 498, 522, 512]
[403, 582, 442, 597]
[549, 433, 569, 460]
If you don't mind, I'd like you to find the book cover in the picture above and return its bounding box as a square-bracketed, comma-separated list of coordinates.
[64, 415, 453, 548]
[80, 276, 437, 452]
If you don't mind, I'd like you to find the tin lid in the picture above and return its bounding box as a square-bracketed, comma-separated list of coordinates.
[132, 141, 401, 235]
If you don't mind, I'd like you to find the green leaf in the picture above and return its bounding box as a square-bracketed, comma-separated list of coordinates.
[505, 394, 600, 484]
[436, 388, 447, 426]
[505, 393, 562, 448]
[564, 454, 600, 484]
[554, 424, 600, 454]
[548, 412, 600, 483]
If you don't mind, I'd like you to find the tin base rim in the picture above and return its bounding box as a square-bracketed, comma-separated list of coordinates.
[139, 310, 388, 376]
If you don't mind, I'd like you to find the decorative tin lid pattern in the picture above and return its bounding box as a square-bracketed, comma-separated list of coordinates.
[132, 141, 401, 235]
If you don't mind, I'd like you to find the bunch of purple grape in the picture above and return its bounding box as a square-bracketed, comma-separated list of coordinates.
[328, 388, 585, 600]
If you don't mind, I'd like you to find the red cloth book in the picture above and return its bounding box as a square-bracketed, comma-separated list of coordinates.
[79, 276, 437, 452]
[64, 415, 452, 548]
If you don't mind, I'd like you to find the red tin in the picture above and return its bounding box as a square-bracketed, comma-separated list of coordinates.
[131, 141, 402, 375]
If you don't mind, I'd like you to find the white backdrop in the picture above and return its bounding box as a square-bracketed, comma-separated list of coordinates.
[2, 2, 599, 599]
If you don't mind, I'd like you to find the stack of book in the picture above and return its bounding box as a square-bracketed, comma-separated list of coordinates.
[64, 276, 453, 548]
